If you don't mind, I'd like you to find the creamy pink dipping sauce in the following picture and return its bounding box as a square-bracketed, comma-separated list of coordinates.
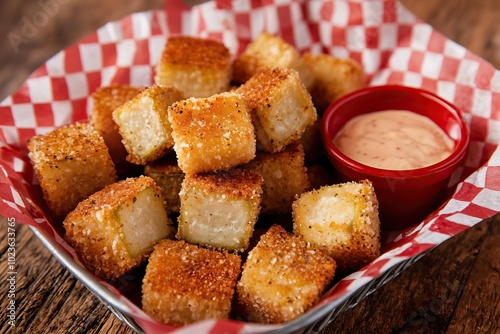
[333, 110, 455, 170]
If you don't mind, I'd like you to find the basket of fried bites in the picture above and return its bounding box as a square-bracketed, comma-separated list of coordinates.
[27, 33, 379, 327]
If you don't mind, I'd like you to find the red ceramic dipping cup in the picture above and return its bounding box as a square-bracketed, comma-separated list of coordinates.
[321, 85, 470, 230]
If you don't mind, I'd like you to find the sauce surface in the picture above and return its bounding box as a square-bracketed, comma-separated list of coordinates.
[333, 110, 455, 170]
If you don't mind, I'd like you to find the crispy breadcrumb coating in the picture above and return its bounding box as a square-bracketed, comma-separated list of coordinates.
[90, 84, 144, 171]
[144, 155, 184, 214]
[168, 92, 256, 174]
[236, 67, 317, 153]
[232, 32, 314, 89]
[244, 143, 309, 214]
[27, 122, 117, 218]
[302, 52, 366, 114]
[64, 176, 173, 280]
[155, 36, 232, 98]
[142, 239, 241, 325]
[236, 225, 336, 324]
[112, 85, 183, 165]
[293, 180, 381, 274]
[178, 168, 263, 251]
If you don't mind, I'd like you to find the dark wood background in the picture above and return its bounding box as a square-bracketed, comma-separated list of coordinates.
[0, 0, 499, 333]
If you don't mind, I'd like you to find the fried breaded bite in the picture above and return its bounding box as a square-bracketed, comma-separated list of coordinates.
[232, 32, 314, 90]
[142, 239, 241, 326]
[168, 92, 256, 174]
[292, 180, 381, 274]
[63, 176, 174, 280]
[236, 67, 317, 153]
[112, 85, 183, 165]
[90, 84, 144, 170]
[178, 168, 263, 252]
[244, 143, 309, 214]
[144, 155, 184, 214]
[155, 36, 232, 98]
[27, 122, 117, 218]
[236, 225, 336, 324]
[302, 53, 366, 114]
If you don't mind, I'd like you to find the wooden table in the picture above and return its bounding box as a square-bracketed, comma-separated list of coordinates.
[0, 0, 499, 333]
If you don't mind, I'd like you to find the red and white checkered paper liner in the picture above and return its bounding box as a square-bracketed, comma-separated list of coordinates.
[1, 0, 499, 333]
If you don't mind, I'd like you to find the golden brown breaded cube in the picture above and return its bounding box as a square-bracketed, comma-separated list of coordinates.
[178, 168, 263, 252]
[303, 53, 366, 114]
[168, 92, 256, 174]
[236, 67, 317, 153]
[292, 180, 381, 274]
[232, 32, 314, 90]
[63, 176, 174, 280]
[90, 84, 144, 170]
[142, 239, 241, 326]
[244, 143, 309, 214]
[236, 224, 336, 324]
[155, 36, 232, 98]
[112, 85, 183, 165]
[27, 122, 117, 218]
[144, 155, 184, 214]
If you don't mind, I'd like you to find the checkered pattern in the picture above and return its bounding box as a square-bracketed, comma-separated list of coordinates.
[0, 0, 499, 333]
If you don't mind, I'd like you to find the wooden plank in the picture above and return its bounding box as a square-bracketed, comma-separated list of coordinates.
[401, 0, 500, 69]
[0, 0, 164, 102]
[447, 219, 500, 334]
[0, 223, 134, 334]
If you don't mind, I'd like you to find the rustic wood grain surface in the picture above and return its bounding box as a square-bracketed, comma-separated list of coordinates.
[0, 0, 499, 333]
